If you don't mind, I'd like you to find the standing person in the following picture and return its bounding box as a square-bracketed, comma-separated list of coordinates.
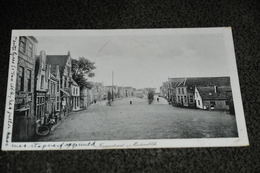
[62, 98, 66, 116]
[157, 97, 159, 102]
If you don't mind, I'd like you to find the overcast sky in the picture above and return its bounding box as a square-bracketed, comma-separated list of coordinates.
[36, 33, 229, 92]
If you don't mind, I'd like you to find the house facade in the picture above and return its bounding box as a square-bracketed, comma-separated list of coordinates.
[35, 50, 47, 124]
[175, 77, 231, 108]
[35, 51, 61, 124]
[71, 79, 80, 111]
[168, 78, 185, 105]
[92, 82, 105, 101]
[122, 87, 134, 97]
[106, 86, 118, 99]
[194, 86, 232, 110]
[117, 86, 124, 98]
[13, 36, 38, 141]
[136, 89, 145, 98]
[46, 65, 60, 118]
[46, 51, 73, 113]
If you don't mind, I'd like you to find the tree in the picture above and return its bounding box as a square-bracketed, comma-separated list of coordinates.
[148, 90, 155, 104]
[71, 57, 96, 90]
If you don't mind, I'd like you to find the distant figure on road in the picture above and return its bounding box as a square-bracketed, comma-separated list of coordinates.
[62, 98, 66, 116]
[107, 91, 112, 106]
[157, 98, 159, 102]
[94, 99, 96, 104]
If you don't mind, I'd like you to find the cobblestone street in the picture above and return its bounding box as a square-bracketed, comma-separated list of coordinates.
[38, 96, 238, 141]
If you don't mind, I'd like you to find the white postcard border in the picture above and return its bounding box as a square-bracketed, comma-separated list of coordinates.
[2, 28, 249, 151]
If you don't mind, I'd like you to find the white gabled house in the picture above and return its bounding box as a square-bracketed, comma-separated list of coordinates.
[194, 86, 232, 110]
[71, 79, 80, 111]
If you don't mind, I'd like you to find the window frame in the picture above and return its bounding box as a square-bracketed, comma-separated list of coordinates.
[18, 66, 25, 91]
[27, 69, 32, 92]
[19, 37, 26, 53]
[28, 42, 33, 57]
[40, 75, 44, 89]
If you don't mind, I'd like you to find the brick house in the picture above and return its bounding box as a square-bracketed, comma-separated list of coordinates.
[168, 78, 185, 105]
[46, 51, 73, 113]
[194, 86, 232, 110]
[13, 36, 38, 142]
[175, 77, 231, 108]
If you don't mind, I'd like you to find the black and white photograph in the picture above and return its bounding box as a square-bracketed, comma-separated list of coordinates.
[2, 28, 248, 150]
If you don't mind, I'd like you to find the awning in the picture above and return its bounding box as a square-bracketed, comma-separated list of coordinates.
[60, 89, 71, 97]
[15, 108, 29, 112]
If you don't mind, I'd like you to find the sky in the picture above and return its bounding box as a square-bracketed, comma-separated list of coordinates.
[36, 33, 230, 92]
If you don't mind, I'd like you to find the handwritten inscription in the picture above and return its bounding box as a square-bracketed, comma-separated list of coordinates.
[5, 36, 18, 147]
[8, 141, 158, 150]
[10, 142, 96, 150]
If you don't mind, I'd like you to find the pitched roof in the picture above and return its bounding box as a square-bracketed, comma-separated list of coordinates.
[71, 79, 79, 86]
[106, 85, 117, 88]
[196, 86, 231, 100]
[122, 86, 132, 90]
[168, 78, 186, 87]
[50, 65, 58, 77]
[177, 77, 231, 92]
[46, 55, 69, 76]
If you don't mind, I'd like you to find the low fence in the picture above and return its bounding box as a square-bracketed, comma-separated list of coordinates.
[12, 116, 36, 142]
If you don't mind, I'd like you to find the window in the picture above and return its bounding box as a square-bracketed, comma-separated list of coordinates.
[48, 80, 50, 91]
[18, 66, 24, 91]
[182, 88, 184, 94]
[19, 37, 26, 53]
[190, 96, 194, 103]
[51, 83, 54, 94]
[64, 77, 67, 87]
[57, 96, 60, 110]
[184, 96, 187, 102]
[27, 70, 32, 92]
[178, 96, 180, 103]
[28, 42, 33, 57]
[36, 96, 45, 120]
[178, 88, 180, 94]
[57, 82, 59, 92]
[40, 75, 44, 89]
[68, 67, 70, 76]
[198, 100, 200, 105]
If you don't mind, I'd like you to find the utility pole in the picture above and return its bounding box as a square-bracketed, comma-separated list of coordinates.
[112, 71, 114, 101]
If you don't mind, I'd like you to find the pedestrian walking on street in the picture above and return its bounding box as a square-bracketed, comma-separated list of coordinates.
[62, 98, 66, 116]
[157, 98, 159, 102]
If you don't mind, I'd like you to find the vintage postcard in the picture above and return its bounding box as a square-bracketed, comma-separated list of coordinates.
[2, 28, 249, 150]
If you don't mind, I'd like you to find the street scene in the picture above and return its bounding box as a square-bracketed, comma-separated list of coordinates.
[38, 96, 237, 141]
[10, 31, 239, 142]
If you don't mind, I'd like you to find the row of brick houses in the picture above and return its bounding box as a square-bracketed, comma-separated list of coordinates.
[13, 36, 82, 141]
[160, 77, 234, 112]
[80, 85, 139, 108]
